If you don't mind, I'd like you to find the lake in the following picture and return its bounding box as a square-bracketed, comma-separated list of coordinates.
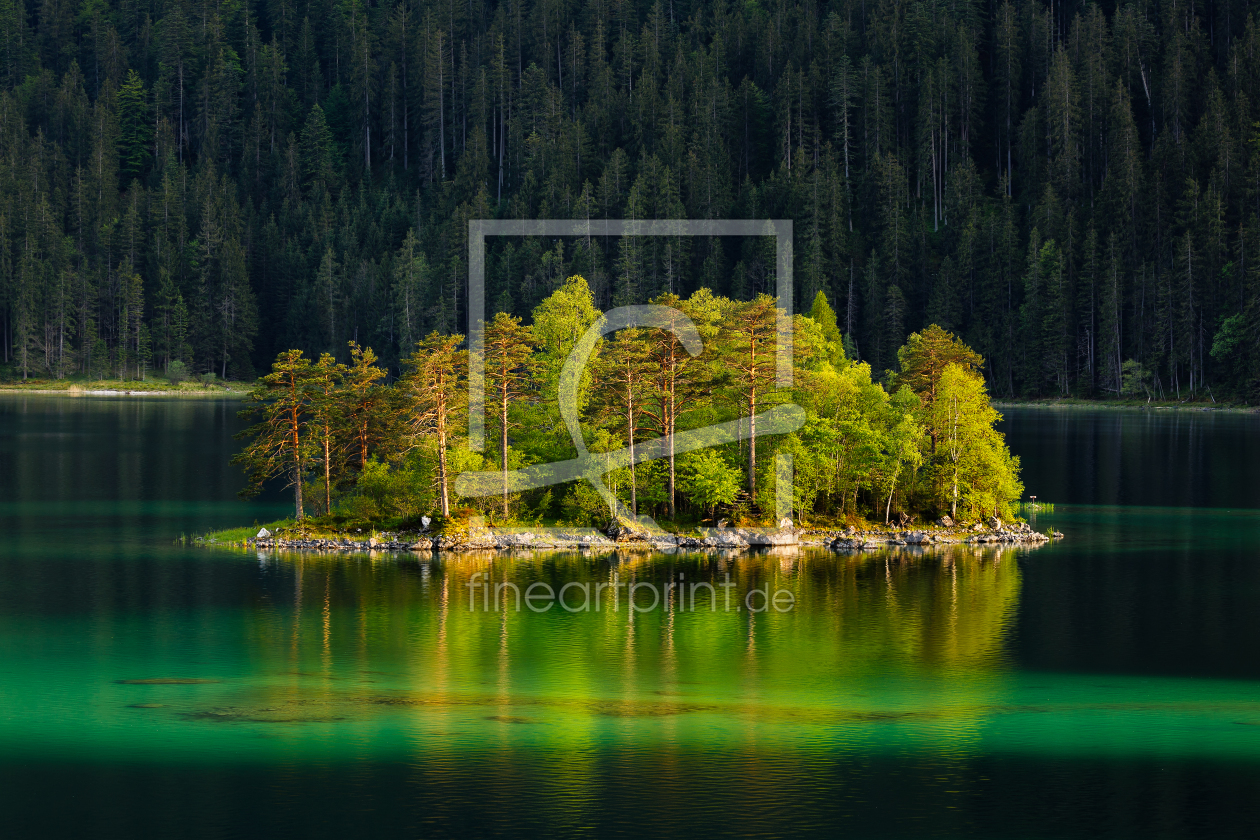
[1, 395, 1259, 838]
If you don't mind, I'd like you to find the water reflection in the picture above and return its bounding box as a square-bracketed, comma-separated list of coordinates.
[1000, 406, 1260, 508]
[6, 398, 1260, 836]
[153, 545, 1028, 763]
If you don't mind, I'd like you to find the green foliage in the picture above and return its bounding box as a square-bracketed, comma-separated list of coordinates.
[336, 457, 424, 520]
[300, 104, 338, 191]
[1120, 360, 1152, 398]
[233, 306, 1020, 527]
[677, 448, 742, 517]
[233, 350, 316, 518]
[560, 481, 612, 527]
[808, 291, 843, 347]
[116, 69, 151, 182]
[924, 364, 1023, 520]
[895, 324, 985, 407]
[166, 360, 188, 385]
[1211, 314, 1248, 361]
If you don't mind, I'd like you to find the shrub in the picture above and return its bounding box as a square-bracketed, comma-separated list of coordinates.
[677, 448, 742, 518]
[1120, 360, 1151, 398]
[166, 361, 188, 385]
[560, 481, 612, 526]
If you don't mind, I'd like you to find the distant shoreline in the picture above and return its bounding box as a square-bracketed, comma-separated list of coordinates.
[994, 398, 1257, 413]
[0, 385, 248, 398]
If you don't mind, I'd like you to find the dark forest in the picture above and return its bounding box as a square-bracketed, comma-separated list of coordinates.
[1, 0, 1258, 399]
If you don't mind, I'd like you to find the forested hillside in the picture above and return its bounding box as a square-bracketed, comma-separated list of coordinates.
[1, 0, 1258, 398]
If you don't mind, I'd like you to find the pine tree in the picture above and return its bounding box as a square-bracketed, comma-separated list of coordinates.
[592, 327, 652, 517]
[235, 350, 315, 519]
[719, 294, 782, 505]
[116, 69, 151, 184]
[341, 341, 393, 472]
[393, 229, 430, 353]
[894, 323, 984, 451]
[402, 332, 467, 516]
[307, 352, 346, 516]
[482, 311, 535, 518]
[300, 104, 337, 191]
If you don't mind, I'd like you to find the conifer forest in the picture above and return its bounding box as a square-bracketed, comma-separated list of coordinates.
[1, 0, 1259, 403]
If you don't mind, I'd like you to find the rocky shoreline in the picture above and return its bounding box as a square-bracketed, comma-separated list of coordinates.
[242, 516, 1061, 554]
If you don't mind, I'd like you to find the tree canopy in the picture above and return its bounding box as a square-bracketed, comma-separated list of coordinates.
[238, 280, 1021, 526]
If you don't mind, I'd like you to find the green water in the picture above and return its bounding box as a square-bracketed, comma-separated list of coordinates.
[2, 395, 1260, 837]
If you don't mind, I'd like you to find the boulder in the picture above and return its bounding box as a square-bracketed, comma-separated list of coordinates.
[986, 516, 1002, 529]
[935, 516, 954, 528]
[741, 529, 799, 546]
[606, 517, 652, 543]
[494, 532, 539, 549]
[256, 528, 271, 539]
[703, 530, 749, 548]
[830, 536, 884, 551]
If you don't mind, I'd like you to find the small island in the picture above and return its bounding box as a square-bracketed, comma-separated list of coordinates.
[208, 279, 1051, 553]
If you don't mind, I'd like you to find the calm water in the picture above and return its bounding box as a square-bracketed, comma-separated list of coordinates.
[1, 396, 1260, 838]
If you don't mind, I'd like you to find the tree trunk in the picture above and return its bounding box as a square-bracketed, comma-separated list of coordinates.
[667, 375, 676, 518]
[437, 387, 450, 516]
[438, 32, 446, 178]
[294, 462, 305, 519]
[748, 383, 757, 503]
[291, 408, 303, 518]
[323, 427, 332, 515]
[628, 389, 637, 517]
[885, 472, 897, 525]
[501, 382, 509, 519]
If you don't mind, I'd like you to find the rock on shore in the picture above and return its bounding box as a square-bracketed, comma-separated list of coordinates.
[247, 522, 806, 553]
[243, 518, 1059, 554]
[821, 520, 1057, 551]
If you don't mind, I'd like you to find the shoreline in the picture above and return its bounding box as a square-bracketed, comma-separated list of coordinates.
[0, 387, 248, 398]
[995, 398, 1257, 413]
[217, 521, 1062, 555]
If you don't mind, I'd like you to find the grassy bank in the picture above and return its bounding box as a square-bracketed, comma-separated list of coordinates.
[197, 520, 296, 547]
[0, 377, 250, 395]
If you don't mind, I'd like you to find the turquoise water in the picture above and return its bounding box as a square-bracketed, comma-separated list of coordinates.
[2, 395, 1260, 837]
